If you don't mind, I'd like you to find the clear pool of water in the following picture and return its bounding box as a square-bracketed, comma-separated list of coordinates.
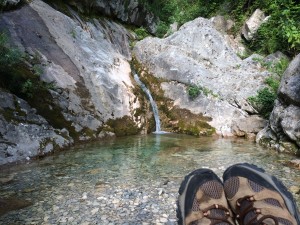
[0, 134, 299, 224]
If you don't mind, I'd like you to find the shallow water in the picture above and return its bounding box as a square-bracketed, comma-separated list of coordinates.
[0, 134, 299, 224]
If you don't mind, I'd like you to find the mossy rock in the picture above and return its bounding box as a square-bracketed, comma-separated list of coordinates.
[107, 116, 140, 137]
[170, 108, 215, 136]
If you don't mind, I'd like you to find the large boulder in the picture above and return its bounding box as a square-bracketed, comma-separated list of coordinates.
[278, 54, 300, 106]
[257, 54, 300, 155]
[133, 17, 269, 136]
[241, 9, 269, 41]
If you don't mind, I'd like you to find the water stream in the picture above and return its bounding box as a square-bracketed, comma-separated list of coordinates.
[0, 134, 299, 224]
[133, 73, 161, 133]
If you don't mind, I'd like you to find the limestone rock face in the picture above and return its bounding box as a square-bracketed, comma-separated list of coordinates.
[133, 17, 268, 136]
[241, 9, 269, 41]
[211, 15, 246, 57]
[0, 0, 142, 165]
[257, 54, 300, 155]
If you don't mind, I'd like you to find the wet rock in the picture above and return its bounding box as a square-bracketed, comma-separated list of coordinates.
[232, 115, 267, 137]
[98, 131, 116, 139]
[0, 174, 14, 184]
[0, 198, 32, 216]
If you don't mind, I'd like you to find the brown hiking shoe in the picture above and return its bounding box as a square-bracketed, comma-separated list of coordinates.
[223, 163, 300, 225]
[177, 169, 235, 225]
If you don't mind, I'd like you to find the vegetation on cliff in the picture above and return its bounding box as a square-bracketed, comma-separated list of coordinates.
[248, 57, 289, 118]
[140, 0, 300, 57]
[137, 0, 298, 120]
[0, 32, 55, 99]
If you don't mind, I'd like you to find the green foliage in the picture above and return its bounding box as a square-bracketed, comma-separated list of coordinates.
[70, 28, 76, 39]
[253, 57, 289, 76]
[0, 32, 56, 99]
[188, 85, 201, 99]
[107, 116, 140, 136]
[187, 84, 218, 99]
[265, 76, 280, 93]
[0, 0, 7, 10]
[0, 32, 23, 68]
[134, 27, 150, 40]
[247, 1, 300, 56]
[21, 78, 56, 98]
[32, 64, 43, 76]
[140, 0, 299, 56]
[270, 58, 289, 76]
[155, 21, 169, 38]
[248, 58, 289, 118]
[248, 87, 277, 118]
[237, 49, 251, 59]
[21, 79, 34, 98]
[140, 0, 224, 37]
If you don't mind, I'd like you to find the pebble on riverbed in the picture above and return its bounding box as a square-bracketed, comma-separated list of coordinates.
[0, 178, 180, 224]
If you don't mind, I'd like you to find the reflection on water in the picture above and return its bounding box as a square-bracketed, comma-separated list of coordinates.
[0, 134, 299, 218]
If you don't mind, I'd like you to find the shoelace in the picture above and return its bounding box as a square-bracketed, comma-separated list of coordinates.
[201, 204, 234, 225]
[236, 195, 279, 225]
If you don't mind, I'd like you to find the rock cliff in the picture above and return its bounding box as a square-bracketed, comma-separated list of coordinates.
[257, 54, 300, 155]
[0, 0, 145, 165]
[44, 0, 158, 34]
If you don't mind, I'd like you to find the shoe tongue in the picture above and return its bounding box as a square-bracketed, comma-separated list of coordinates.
[210, 208, 230, 225]
[240, 199, 258, 225]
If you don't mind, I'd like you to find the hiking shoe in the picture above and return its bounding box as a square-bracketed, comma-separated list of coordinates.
[223, 163, 300, 225]
[177, 169, 235, 225]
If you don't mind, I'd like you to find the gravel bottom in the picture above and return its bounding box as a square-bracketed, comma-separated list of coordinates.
[0, 135, 299, 224]
[1, 177, 181, 225]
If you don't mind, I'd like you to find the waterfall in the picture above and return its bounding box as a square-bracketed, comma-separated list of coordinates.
[133, 73, 162, 133]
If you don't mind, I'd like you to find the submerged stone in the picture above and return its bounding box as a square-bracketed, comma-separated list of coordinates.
[0, 198, 32, 216]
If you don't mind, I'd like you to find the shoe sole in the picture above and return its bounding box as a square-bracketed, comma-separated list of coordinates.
[223, 163, 300, 224]
[177, 168, 222, 225]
